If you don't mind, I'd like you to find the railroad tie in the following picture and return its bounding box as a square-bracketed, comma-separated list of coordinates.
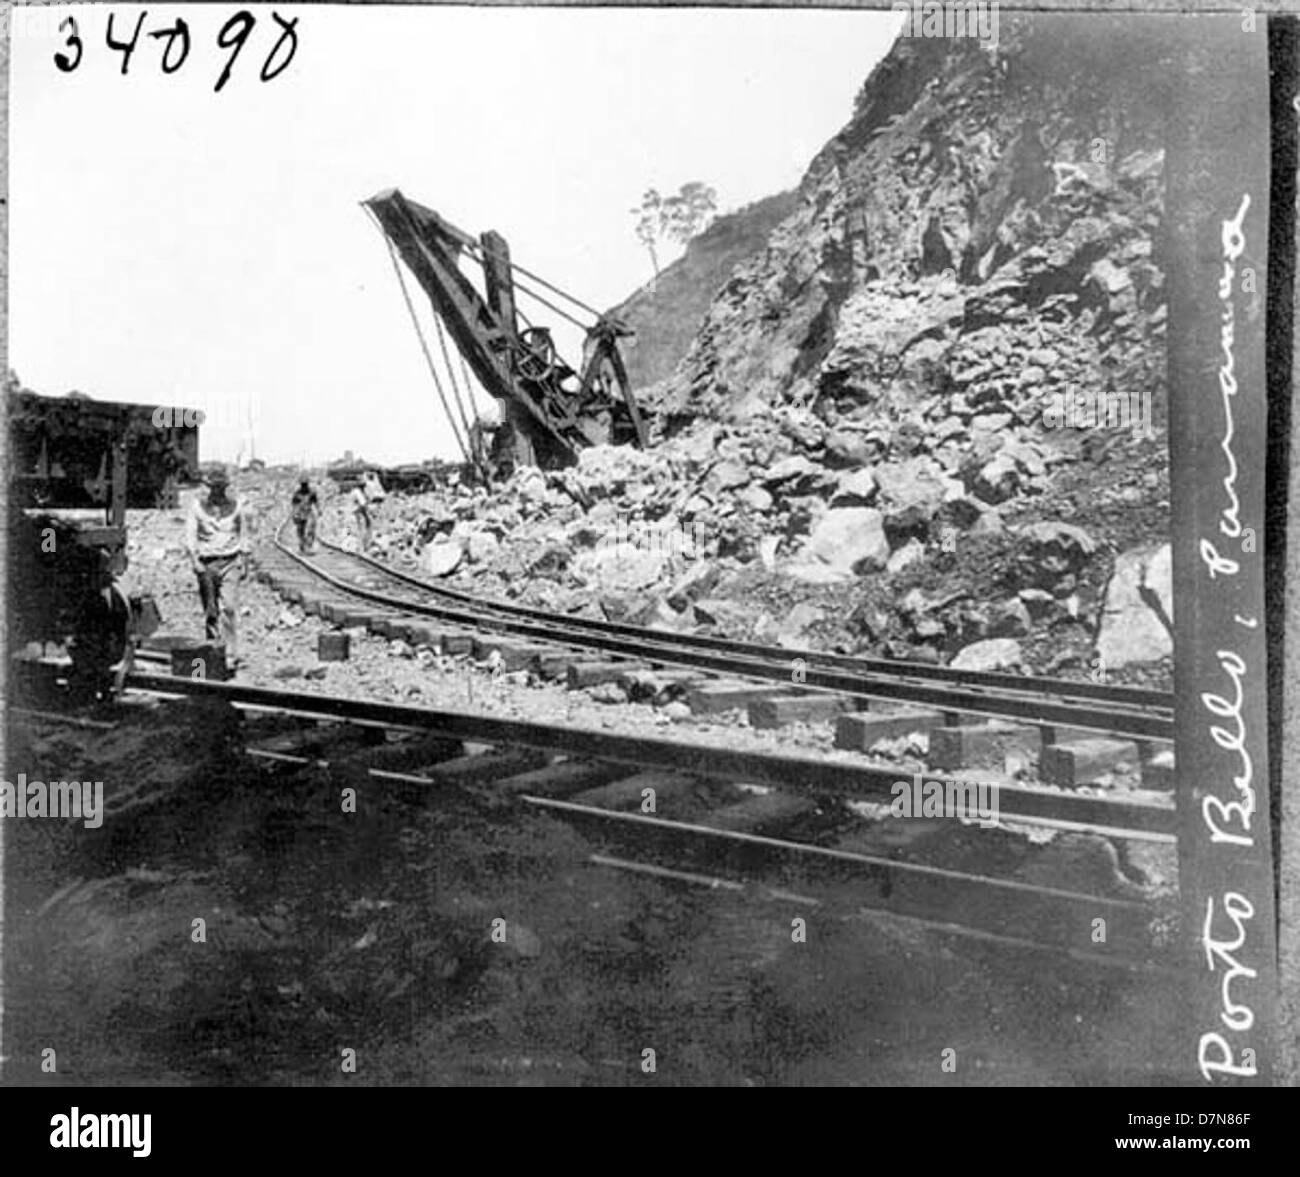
[1040, 738, 1141, 788]
[439, 632, 477, 656]
[568, 771, 697, 812]
[400, 622, 444, 648]
[566, 661, 649, 689]
[471, 637, 556, 672]
[833, 709, 945, 751]
[362, 734, 466, 773]
[534, 651, 577, 680]
[492, 759, 629, 800]
[337, 608, 384, 628]
[246, 720, 384, 762]
[686, 681, 792, 716]
[927, 722, 1041, 773]
[749, 693, 852, 729]
[417, 747, 550, 785]
[366, 614, 413, 639]
[698, 790, 817, 835]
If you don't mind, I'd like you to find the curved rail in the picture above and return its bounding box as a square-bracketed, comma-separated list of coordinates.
[266, 524, 1175, 742]
[317, 532, 1172, 710]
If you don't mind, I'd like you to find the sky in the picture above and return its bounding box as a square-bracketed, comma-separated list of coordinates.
[10, 4, 901, 466]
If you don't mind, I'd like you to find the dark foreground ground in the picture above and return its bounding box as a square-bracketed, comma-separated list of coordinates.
[3, 695, 1184, 1087]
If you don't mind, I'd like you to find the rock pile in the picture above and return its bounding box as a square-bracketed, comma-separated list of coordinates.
[343, 16, 1173, 687]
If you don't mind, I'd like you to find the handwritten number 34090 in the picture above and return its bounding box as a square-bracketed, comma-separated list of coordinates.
[55, 10, 299, 92]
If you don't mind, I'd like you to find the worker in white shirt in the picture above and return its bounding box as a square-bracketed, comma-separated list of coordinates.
[349, 481, 372, 553]
[185, 467, 251, 666]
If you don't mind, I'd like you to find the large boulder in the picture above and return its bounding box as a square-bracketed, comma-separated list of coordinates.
[886, 537, 927, 574]
[830, 468, 879, 508]
[875, 457, 960, 538]
[692, 597, 754, 631]
[575, 445, 669, 500]
[972, 451, 1021, 504]
[1019, 520, 1097, 556]
[512, 467, 549, 505]
[986, 597, 1032, 638]
[778, 407, 826, 450]
[708, 459, 752, 492]
[1095, 542, 1173, 669]
[466, 530, 501, 563]
[738, 484, 774, 512]
[949, 638, 1024, 672]
[665, 561, 721, 611]
[422, 538, 463, 577]
[775, 601, 825, 647]
[797, 507, 890, 577]
[1014, 520, 1098, 590]
[675, 424, 721, 467]
[571, 542, 674, 594]
[823, 427, 877, 467]
[526, 543, 570, 578]
[762, 455, 832, 495]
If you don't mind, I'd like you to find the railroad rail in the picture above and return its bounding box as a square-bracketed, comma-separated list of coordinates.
[261, 524, 1175, 743]
[11, 660, 1179, 971]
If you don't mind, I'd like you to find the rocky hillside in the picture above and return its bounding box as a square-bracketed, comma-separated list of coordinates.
[654, 16, 1170, 430]
[354, 14, 1175, 687]
[609, 190, 799, 394]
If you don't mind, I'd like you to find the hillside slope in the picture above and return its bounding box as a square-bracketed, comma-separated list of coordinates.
[364, 14, 1175, 687]
[655, 15, 1169, 432]
[608, 190, 800, 394]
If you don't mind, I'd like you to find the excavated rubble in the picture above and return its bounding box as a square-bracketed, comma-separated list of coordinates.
[346, 16, 1173, 691]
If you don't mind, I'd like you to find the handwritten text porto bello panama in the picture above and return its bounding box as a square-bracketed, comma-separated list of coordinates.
[1195, 193, 1263, 1084]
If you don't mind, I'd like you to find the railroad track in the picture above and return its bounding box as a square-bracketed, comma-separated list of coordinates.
[258, 525, 1175, 743]
[256, 525, 1175, 792]
[12, 661, 1180, 971]
[38, 521, 1176, 970]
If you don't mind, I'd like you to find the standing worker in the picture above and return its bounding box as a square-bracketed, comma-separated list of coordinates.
[349, 479, 372, 553]
[185, 466, 250, 668]
[290, 476, 320, 554]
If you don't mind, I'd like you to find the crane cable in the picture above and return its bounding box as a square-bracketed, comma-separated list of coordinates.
[373, 209, 622, 472]
[456, 351, 492, 469]
[510, 278, 591, 332]
[460, 238, 604, 326]
[505, 256, 604, 321]
[430, 311, 488, 484]
[369, 211, 475, 472]
[457, 352, 481, 420]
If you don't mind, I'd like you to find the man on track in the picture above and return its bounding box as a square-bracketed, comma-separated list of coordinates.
[185, 466, 251, 668]
[290, 476, 320, 554]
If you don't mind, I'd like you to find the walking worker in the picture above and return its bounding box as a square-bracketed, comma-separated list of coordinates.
[349, 479, 372, 553]
[290, 476, 320, 554]
[185, 466, 250, 667]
